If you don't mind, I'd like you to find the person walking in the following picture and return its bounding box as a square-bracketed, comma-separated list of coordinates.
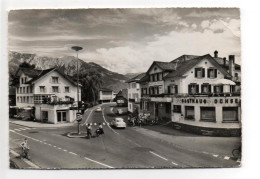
[20, 138, 30, 159]
[86, 123, 92, 138]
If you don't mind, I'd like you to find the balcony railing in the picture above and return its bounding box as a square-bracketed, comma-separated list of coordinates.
[141, 92, 241, 98]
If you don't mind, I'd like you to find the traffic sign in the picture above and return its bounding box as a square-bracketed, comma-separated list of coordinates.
[76, 112, 82, 120]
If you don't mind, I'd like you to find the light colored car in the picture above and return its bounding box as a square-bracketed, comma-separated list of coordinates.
[95, 107, 102, 112]
[111, 118, 126, 128]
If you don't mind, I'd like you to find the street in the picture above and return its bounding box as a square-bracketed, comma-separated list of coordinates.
[9, 103, 241, 169]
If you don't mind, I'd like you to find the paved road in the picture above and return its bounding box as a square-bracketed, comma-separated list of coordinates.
[9, 103, 241, 169]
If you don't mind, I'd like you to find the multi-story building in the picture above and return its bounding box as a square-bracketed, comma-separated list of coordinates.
[15, 67, 81, 123]
[126, 73, 145, 113]
[98, 88, 114, 103]
[139, 51, 241, 136]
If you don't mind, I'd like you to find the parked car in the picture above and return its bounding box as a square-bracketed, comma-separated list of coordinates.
[95, 107, 102, 112]
[111, 118, 126, 128]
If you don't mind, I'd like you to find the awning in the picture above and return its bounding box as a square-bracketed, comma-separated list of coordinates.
[212, 79, 236, 85]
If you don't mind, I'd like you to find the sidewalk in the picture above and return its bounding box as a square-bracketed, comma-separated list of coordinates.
[10, 149, 40, 169]
[134, 124, 241, 157]
[9, 118, 77, 128]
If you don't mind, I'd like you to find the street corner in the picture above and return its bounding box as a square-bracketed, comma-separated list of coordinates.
[10, 149, 40, 169]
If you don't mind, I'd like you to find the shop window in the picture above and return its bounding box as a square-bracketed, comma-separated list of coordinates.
[195, 68, 205, 78]
[185, 106, 194, 120]
[200, 107, 216, 122]
[223, 107, 238, 122]
[214, 85, 223, 93]
[173, 105, 181, 113]
[207, 68, 217, 78]
[188, 84, 199, 94]
[201, 84, 211, 94]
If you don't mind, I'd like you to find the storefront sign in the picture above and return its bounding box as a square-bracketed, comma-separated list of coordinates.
[151, 97, 172, 102]
[176, 97, 240, 104]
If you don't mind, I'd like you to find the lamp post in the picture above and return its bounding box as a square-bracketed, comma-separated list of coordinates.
[72, 46, 83, 134]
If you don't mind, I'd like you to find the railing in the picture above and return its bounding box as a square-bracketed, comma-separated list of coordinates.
[141, 92, 241, 98]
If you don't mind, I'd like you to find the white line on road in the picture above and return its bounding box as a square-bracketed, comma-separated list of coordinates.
[224, 156, 230, 160]
[63, 150, 67, 152]
[103, 122, 106, 125]
[58, 148, 62, 150]
[84, 157, 114, 169]
[14, 129, 21, 131]
[9, 130, 15, 132]
[69, 152, 78, 156]
[213, 154, 219, 157]
[102, 108, 119, 135]
[19, 128, 26, 130]
[53, 146, 56, 148]
[171, 162, 178, 166]
[149, 151, 168, 161]
[94, 123, 97, 125]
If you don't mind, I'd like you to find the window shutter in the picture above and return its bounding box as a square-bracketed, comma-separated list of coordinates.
[196, 85, 199, 93]
[188, 85, 191, 94]
[195, 69, 197, 77]
[213, 86, 216, 93]
[207, 69, 210, 78]
[168, 86, 171, 94]
[220, 85, 223, 93]
[214, 69, 217, 78]
[208, 85, 211, 93]
[175, 85, 178, 94]
[202, 68, 205, 77]
[201, 85, 204, 93]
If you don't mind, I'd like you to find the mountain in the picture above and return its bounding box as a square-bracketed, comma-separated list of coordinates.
[8, 51, 129, 92]
[124, 73, 142, 80]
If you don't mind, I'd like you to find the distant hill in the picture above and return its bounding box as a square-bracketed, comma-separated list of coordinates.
[8, 51, 129, 92]
[124, 73, 142, 80]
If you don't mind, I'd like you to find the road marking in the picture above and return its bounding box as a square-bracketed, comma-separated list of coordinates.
[224, 156, 230, 160]
[9, 130, 15, 132]
[19, 128, 26, 130]
[53, 146, 56, 148]
[58, 147, 62, 150]
[69, 152, 77, 156]
[48, 144, 52, 146]
[94, 123, 97, 125]
[84, 108, 95, 125]
[213, 154, 219, 157]
[102, 109, 119, 135]
[84, 157, 114, 169]
[103, 123, 106, 125]
[171, 162, 178, 166]
[10, 150, 40, 169]
[149, 151, 168, 161]
[63, 149, 67, 152]
[14, 129, 21, 131]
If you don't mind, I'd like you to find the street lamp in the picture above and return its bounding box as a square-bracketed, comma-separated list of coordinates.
[72, 46, 83, 134]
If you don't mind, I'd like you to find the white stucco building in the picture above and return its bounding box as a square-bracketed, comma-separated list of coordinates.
[15, 67, 81, 124]
[139, 51, 241, 136]
[98, 88, 114, 103]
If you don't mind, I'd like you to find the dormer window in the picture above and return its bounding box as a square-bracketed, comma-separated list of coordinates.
[52, 77, 59, 83]
[195, 68, 205, 78]
[208, 68, 217, 78]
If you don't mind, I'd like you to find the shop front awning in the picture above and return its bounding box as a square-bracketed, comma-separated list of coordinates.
[212, 79, 236, 85]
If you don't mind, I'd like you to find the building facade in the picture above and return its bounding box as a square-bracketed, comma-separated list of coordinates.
[126, 73, 145, 113]
[15, 67, 81, 124]
[98, 88, 114, 103]
[139, 51, 241, 136]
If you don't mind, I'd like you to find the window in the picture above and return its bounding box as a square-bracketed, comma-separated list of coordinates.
[27, 86, 30, 93]
[158, 73, 162, 81]
[185, 106, 195, 120]
[150, 75, 153, 82]
[27, 96, 29, 103]
[173, 105, 181, 113]
[168, 85, 178, 94]
[52, 77, 59, 83]
[214, 85, 223, 93]
[132, 83, 136, 88]
[128, 93, 131, 98]
[154, 74, 157, 81]
[52, 86, 59, 93]
[40, 86, 46, 93]
[223, 107, 238, 122]
[195, 68, 205, 78]
[201, 84, 211, 94]
[208, 68, 217, 78]
[200, 107, 216, 122]
[65, 87, 70, 93]
[188, 84, 199, 94]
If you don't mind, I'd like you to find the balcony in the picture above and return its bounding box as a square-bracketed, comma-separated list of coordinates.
[141, 92, 241, 98]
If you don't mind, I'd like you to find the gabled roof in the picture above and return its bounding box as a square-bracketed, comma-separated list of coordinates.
[153, 61, 177, 71]
[24, 68, 79, 86]
[15, 67, 42, 78]
[164, 54, 231, 79]
[125, 73, 146, 83]
[99, 87, 113, 92]
[171, 55, 199, 63]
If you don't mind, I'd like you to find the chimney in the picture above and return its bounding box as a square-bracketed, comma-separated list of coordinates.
[223, 57, 226, 66]
[229, 55, 235, 80]
[214, 50, 218, 58]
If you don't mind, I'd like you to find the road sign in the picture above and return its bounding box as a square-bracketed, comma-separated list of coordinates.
[76, 112, 82, 120]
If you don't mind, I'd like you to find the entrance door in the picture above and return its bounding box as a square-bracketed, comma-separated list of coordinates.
[155, 103, 159, 118]
[57, 111, 67, 122]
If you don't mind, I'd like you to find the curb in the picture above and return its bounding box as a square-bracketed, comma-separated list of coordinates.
[9, 120, 76, 129]
[10, 149, 40, 169]
[66, 132, 88, 138]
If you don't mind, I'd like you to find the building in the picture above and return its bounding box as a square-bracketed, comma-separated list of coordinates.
[14, 67, 81, 123]
[115, 89, 128, 107]
[139, 51, 241, 136]
[126, 73, 146, 113]
[98, 88, 114, 103]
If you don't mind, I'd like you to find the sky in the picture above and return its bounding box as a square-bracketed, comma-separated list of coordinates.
[8, 8, 241, 74]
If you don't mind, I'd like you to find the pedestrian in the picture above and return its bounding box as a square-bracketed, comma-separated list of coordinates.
[20, 138, 29, 159]
[138, 118, 142, 128]
[86, 123, 92, 138]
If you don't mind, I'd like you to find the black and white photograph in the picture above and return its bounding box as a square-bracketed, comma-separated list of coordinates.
[7, 8, 242, 169]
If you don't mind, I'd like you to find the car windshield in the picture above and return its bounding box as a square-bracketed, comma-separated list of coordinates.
[116, 118, 123, 122]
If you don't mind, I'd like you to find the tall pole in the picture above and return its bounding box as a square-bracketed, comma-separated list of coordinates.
[72, 46, 83, 134]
